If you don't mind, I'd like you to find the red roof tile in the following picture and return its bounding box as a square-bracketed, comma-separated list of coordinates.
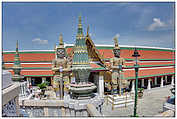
[125, 61, 174, 67]
[90, 63, 100, 68]
[120, 49, 174, 59]
[124, 67, 175, 79]
[3, 48, 174, 63]
[4, 64, 52, 68]
[96, 49, 174, 60]
[4, 53, 55, 62]
[9, 70, 54, 76]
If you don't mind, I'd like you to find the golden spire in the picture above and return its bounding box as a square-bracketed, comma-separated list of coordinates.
[16, 40, 19, 54]
[79, 15, 82, 24]
[113, 36, 120, 49]
[78, 15, 83, 29]
[59, 34, 64, 46]
[87, 25, 89, 36]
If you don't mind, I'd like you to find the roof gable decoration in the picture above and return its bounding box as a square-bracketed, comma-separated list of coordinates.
[85, 26, 106, 67]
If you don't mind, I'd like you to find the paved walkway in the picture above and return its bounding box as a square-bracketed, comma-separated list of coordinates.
[102, 85, 173, 117]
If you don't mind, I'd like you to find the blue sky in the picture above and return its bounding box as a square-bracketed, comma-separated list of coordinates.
[2, 2, 175, 50]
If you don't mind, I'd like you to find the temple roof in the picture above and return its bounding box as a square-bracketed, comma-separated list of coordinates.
[3, 45, 174, 62]
[7, 67, 174, 79]
[3, 45, 175, 79]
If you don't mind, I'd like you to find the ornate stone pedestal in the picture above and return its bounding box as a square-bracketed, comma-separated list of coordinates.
[69, 82, 96, 99]
[64, 93, 104, 116]
[107, 94, 134, 110]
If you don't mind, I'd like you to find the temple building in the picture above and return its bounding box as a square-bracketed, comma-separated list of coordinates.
[2, 16, 175, 97]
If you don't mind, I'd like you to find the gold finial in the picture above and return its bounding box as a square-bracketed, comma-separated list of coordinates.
[78, 14, 82, 29]
[59, 34, 64, 46]
[113, 36, 120, 49]
[87, 25, 89, 36]
[16, 40, 18, 53]
[79, 15, 82, 24]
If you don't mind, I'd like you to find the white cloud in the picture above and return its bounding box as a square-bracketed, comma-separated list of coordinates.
[32, 38, 48, 45]
[147, 18, 166, 31]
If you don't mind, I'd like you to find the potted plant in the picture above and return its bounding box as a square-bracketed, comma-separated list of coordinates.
[138, 88, 144, 98]
[37, 81, 49, 96]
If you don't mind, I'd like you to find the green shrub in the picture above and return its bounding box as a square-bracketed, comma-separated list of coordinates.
[138, 88, 144, 92]
[37, 81, 49, 90]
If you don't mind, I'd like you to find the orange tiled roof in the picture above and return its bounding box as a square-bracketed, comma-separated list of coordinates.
[125, 61, 174, 67]
[124, 67, 174, 79]
[4, 64, 52, 68]
[9, 70, 54, 76]
[3, 48, 174, 63]
[3, 53, 55, 62]
[7, 67, 174, 78]
[98, 49, 174, 59]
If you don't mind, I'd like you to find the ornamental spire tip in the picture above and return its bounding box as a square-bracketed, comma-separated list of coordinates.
[59, 34, 64, 46]
[114, 36, 120, 49]
[16, 40, 19, 53]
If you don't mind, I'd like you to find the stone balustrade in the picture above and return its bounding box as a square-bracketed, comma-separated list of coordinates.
[19, 99, 102, 117]
[87, 104, 102, 117]
[19, 81, 29, 97]
[2, 82, 20, 117]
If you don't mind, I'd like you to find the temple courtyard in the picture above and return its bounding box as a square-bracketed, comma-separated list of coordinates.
[102, 85, 173, 117]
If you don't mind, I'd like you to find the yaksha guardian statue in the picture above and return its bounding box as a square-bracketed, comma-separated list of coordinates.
[110, 36, 129, 95]
[52, 34, 71, 99]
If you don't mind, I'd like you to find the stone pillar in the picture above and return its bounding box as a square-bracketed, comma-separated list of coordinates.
[141, 79, 144, 88]
[147, 79, 151, 90]
[154, 77, 157, 86]
[29, 77, 32, 85]
[19, 85, 22, 97]
[44, 107, 49, 116]
[99, 72, 104, 97]
[42, 77, 46, 83]
[131, 80, 135, 93]
[23, 83, 25, 96]
[171, 75, 174, 85]
[165, 76, 168, 85]
[20, 83, 24, 97]
[70, 109, 75, 116]
[60, 73, 64, 99]
[61, 107, 65, 116]
[160, 76, 164, 87]
[26, 77, 30, 88]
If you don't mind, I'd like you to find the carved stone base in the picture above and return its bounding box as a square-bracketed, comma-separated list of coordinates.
[64, 93, 104, 116]
[69, 82, 96, 99]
